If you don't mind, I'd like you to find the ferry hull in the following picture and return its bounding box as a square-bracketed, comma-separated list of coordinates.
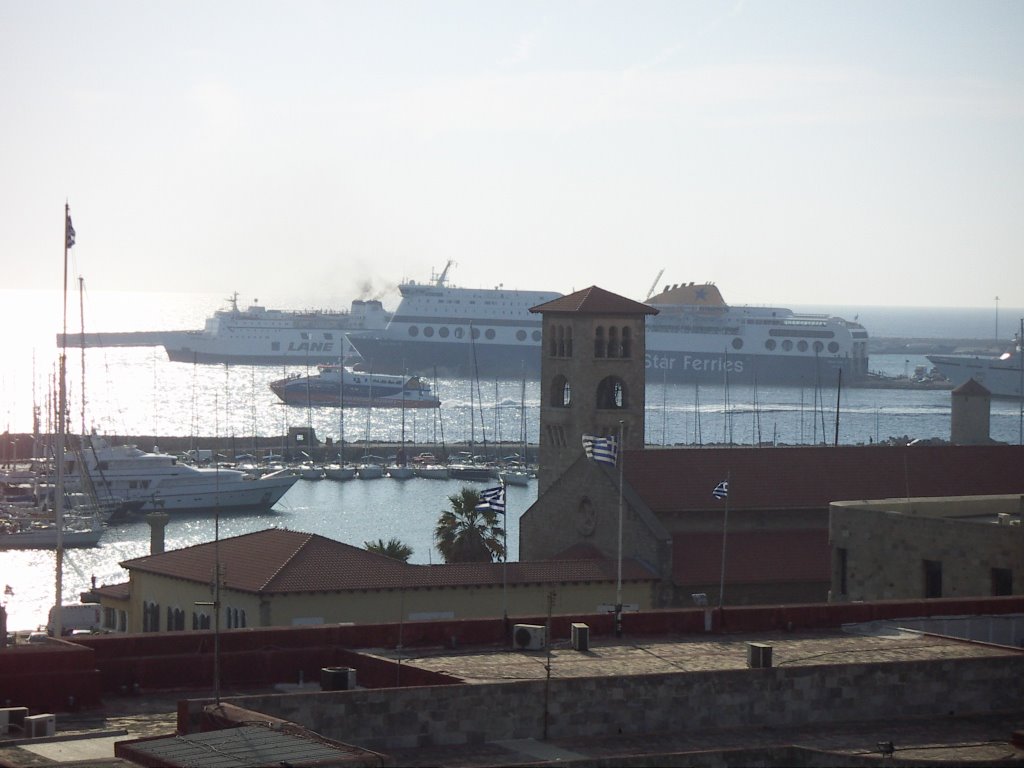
[351, 336, 862, 385]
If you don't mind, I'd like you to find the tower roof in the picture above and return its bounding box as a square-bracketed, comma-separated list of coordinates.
[952, 377, 991, 397]
[530, 286, 659, 316]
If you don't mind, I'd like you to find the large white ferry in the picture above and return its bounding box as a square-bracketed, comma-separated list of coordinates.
[927, 328, 1024, 399]
[60, 293, 390, 366]
[348, 265, 870, 385]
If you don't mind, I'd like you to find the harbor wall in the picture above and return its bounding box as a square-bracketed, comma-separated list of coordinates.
[0, 432, 537, 464]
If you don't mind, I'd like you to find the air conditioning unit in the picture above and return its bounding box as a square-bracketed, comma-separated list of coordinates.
[747, 642, 773, 669]
[512, 623, 546, 651]
[0, 707, 29, 736]
[320, 666, 357, 691]
[24, 714, 56, 738]
[571, 622, 590, 652]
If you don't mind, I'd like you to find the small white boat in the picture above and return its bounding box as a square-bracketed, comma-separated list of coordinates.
[297, 463, 324, 480]
[387, 465, 414, 480]
[414, 465, 449, 480]
[499, 468, 533, 486]
[0, 512, 104, 550]
[357, 463, 384, 480]
[323, 464, 356, 481]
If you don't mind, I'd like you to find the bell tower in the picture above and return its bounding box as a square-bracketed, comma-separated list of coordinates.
[530, 286, 658, 495]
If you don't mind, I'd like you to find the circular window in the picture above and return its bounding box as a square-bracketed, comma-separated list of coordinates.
[439, 327, 449, 338]
[485, 329, 496, 340]
[813, 341, 824, 353]
[423, 326, 434, 338]
[471, 327, 480, 339]
[408, 326, 419, 338]
[516, 330, 527, 341]
[765, 339, 776, 351]
[731, 338, 743, 350]
[828, 341, 839, 353]
[454, 327, 464, 339]
[532, 330, 542, 342]
[797, 340, 808, 352]
[782, 339, 793, 351]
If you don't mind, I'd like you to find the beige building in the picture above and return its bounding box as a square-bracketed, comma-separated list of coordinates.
[91, 528, 659, 633]
[829, 495, 1023, 601]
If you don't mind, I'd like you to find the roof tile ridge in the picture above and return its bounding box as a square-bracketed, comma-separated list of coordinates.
[260, 531, 316, 591]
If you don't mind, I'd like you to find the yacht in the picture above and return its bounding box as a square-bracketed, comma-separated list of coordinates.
[63, 436, 299, 514]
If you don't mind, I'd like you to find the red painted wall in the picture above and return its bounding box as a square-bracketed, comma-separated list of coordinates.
[5, 595, 1022, 714]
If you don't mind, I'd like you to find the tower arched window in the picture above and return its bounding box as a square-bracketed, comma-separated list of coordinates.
[621, 326, 631, 358]
[594, 326, 605, 358]
[548, 329, 557, 357]
[550, 374, 571, 408]
[557, 325, 565, 357]
[596, 376, 627, 409]
[565, 326, 573, 357]
[608, 327, 619, 358]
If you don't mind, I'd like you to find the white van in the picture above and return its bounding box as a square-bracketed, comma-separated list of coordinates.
[47, 603, 102, 635]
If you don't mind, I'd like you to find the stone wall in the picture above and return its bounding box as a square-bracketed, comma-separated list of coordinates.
[222, 653, 1024, 752]
[830, 498, 1024, 602]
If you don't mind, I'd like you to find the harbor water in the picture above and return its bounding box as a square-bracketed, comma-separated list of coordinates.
[2, 289, 1023, 631]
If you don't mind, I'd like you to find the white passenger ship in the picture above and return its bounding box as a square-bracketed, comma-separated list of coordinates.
[163, 293, 390, 365]
[61, 293, 390, 366]
[349, 265, 870, 385]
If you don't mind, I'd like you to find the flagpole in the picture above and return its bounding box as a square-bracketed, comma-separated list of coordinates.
[54, 203, 72, 640]
[717, 472, 731, 615]
[502, 479, 508, 629]
[615, 419, 624, 638]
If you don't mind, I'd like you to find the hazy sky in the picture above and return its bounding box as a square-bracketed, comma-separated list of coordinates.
[2, 0, 1022, 309]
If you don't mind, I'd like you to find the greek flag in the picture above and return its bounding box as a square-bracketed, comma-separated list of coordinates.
[712, 480, 729, 499]
[65, 212, 76, 249]
[475, 485, 505, 515]
[582, 434, 617, 466]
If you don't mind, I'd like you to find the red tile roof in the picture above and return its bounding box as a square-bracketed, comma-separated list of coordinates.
[530, 286, 659, 316]
[624, 444, 1024, 513]
[673, 530, 830, 584]
[120, 529, 658, 594]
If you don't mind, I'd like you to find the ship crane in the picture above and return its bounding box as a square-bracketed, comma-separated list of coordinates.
[434, 259, 456, 287]
[644, 268, 665, 301]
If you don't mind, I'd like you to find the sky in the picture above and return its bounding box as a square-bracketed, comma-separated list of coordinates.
[2, 0, 1022, 310]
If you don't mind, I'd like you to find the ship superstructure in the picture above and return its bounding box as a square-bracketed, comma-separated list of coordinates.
[350, 267, 870, 384]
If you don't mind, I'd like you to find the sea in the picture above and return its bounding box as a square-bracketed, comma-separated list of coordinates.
[1, 288, 1022, 631]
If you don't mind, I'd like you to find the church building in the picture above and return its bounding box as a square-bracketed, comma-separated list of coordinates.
[520, 286, 1024, 608]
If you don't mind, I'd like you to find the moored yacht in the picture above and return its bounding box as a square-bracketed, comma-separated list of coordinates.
[63, 436, 299, 514]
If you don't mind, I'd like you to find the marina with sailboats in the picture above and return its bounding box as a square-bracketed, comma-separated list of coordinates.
[3, 272, 1024, 632]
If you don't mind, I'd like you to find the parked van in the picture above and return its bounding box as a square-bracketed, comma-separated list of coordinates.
[47, 603, 102, 635]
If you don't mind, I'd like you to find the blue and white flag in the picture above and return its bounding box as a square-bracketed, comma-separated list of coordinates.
[582, 434, 618, 466]
[65, 212, 76, 249]
[712, 480, 729, 499]
[475, 485, 506, 515]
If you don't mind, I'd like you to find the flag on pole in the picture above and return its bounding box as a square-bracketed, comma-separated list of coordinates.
[582, 434, 618, 466]
[475, 485, 506, 515]
[65, 212, 76, 249]
[712, 480, 729, 499]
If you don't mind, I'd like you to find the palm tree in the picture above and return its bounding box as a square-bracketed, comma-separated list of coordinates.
[434, 487, 505, 563]
[364, 537, 414, 563]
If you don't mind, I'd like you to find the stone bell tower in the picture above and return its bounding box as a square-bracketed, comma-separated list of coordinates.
[530, 286, 658, 495]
